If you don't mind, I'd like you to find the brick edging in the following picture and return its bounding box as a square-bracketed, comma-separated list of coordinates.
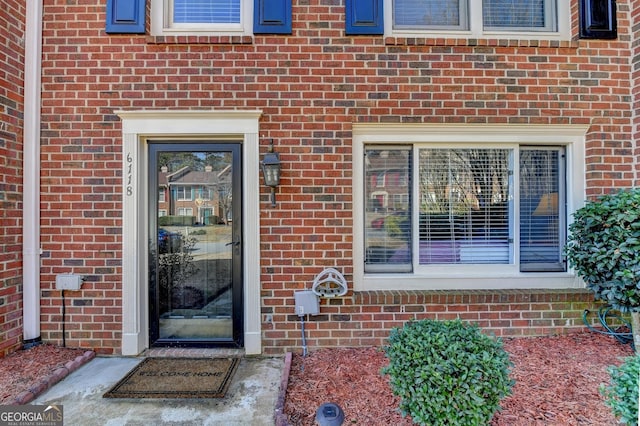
[11, 351, 96, 405]
[273, 352, 292, 426]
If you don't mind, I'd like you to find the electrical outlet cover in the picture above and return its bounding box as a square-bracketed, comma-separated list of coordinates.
[55, 274, 83, 290]
[294, 290, 319, 316]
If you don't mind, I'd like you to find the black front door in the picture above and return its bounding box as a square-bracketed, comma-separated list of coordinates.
[148, 142, 243, 347]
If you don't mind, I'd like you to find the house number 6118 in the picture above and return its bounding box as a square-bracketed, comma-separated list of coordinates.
[126, 152, 133, 196]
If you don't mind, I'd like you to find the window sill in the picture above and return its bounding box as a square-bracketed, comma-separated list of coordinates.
[358, 271, 582, 291]
[146, 35, 254, 45]
[384, 37, 579, 49]
[351, 287, 593, 304]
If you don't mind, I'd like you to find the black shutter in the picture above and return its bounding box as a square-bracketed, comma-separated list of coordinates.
[579, 0, 617, 39]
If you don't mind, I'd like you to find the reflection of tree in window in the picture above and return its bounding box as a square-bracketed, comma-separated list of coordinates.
[419, 149, 509, 213]
[419, 149, 510, 255]
[520, 150, 558, 197]
[363, 148, 412, 270]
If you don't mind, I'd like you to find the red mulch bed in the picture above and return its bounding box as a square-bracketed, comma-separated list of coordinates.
[0, 344, 86, 405]
[284, 333, 635, 425]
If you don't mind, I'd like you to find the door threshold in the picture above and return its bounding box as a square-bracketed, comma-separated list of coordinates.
[142, 347, 245, 358]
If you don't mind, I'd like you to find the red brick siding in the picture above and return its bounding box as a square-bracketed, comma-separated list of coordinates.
[36, 0, 636, 354]
[0, 0, 25, 357]
[262, 289, 606, 354]
[632, 0, 640, 185]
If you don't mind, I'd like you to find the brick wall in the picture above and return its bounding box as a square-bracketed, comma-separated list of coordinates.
[263, 289, 607, 354]
[0, 0, 25, 357]
[36, 0, 636, 354]
[632, 0, 640, 185]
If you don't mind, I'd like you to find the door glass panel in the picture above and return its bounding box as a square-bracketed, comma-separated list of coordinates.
[151, 147, 239, 343]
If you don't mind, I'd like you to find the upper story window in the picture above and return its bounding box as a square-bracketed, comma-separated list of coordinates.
[195, 186, 213, 201]
[151, 0, 253, 36]
[173, 0, 240, 24]
[483, 0, 555, 31]
[387, 0, 569, 40]
[175, 186, 192, 201]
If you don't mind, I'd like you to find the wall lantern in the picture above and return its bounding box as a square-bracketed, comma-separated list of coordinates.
[261, 140, 281, 206]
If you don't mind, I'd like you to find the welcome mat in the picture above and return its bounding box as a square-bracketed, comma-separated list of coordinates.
[103, 357, 240, 399]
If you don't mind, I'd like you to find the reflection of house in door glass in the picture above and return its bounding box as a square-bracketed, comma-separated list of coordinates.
[158, 162, 232, 225]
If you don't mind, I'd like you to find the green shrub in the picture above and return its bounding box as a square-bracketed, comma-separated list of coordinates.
[384, 214, 409, 238]
[564, 188, 640, 313]
[601, 355, 640, 426]
[381, 319, 513, 426]
[158, 215, 196, 226]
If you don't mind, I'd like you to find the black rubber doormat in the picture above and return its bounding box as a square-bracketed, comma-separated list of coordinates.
[103, 357, 240, 399]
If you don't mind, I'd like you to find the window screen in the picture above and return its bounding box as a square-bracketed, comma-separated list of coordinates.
[173, 0, 241, 24]
[519, 147, 566, 271]
[393, 0, 468, 29]
[483, 0, 553, 31]
[418, 149, 511, 264]
[364, 147, 412, 272]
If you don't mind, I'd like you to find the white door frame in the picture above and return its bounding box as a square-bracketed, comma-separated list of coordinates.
[117, 110, 263, 355]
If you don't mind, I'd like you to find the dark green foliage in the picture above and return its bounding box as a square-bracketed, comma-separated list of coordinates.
[381, 319, 513, 426]
[384, 213, 409, 238]
[565, 188, 640, 312]
[158, 215, 196, 226]
[601, 355, 640, 425]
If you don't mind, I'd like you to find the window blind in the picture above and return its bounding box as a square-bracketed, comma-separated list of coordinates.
[173, 0, 241, 24]
[364, 148, 412, 272]
[483, 0, 547, 29]
[418, 149, 510, 264]
[519, 148, 565, 271]
[393, 0, 465, 28]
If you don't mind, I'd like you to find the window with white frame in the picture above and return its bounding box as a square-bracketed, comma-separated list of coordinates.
[177, 207, 194, 216]
[364, 146, 566, 272]
[175, 186, 192, 201]
[387, 0, 569, 40]
[151, 0, 253, 36]
[353, 124, 587, 291]
[195, 186, 212, 201]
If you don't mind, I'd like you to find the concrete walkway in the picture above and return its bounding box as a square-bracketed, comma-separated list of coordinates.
[31, 353, 286, 426]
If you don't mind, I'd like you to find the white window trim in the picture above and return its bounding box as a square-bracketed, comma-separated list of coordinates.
[352, 123, 589, 291]
[384, 0, 570, 41]
[150, 0, 253, 37]
[117, 109, 262, 355]
[176, 186, 192, 201]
